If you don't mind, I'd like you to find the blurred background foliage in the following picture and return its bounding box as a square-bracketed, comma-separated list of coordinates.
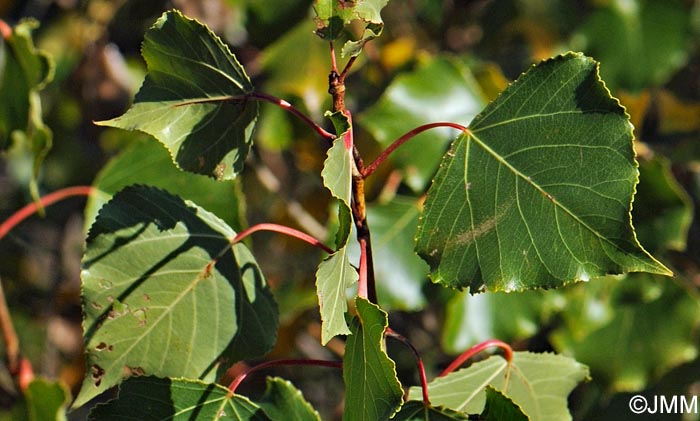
[0, 0, 699, 419]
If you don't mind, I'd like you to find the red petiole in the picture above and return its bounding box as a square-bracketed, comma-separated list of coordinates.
[439, 339, 514, 377]
[232, 223, 334, 255]
[362, 122, 469, 178]
[227, 358, 342, 396]
[386, 328, 431, 405]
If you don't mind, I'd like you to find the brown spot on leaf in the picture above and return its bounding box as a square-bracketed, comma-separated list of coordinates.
[91, 364, 105, 387]
[95, 342, 108, 351]
[123, 365, 145, 377]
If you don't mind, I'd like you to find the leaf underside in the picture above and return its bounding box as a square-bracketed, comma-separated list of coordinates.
[96, 10, 257, 180]
[416, 52, 670, 293]
[408, 352, 589, 421]
[76, 185, 277, 407]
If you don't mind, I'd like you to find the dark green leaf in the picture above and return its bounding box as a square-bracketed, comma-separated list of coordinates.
[257, 377, 321, 421]
[88, 377, 269, 420]
[392, 401, 469, 420]
[407, 352, 589, 421]
[481, 387, 529, 421]
[416, 53, 671, 293]
[76, 185, 278, 407]
[343, 298, 403, 421]
[85, 135, 245, 232]
[360, 57, 487, 191]
[96, 10, 257, 180]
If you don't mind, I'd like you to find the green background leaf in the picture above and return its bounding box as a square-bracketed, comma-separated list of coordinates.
[550, 273, 700, 392]
[570, 0, 693, 91]
[348, 196, 429, 311]
[96, 10, 257, 180]
[408, 352, 589, 421]
[25, 378, 70, 421]
[360, 56, 487, 191]
[343, 298, 403, 421]
[416, 53, 670, 293]
[256, 377, 321, 421]
[76, 185, 278, 407]
[88, 377, 269, 420]
[84, 135, 245, 231]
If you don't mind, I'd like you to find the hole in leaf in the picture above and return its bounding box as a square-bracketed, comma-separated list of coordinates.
[91, 364, 105, 387]
[95, 342, 108, 351]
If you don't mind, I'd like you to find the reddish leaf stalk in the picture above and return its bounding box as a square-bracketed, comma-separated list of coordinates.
[232, 223, 334, 255]
[362, 122, 470, 178]
[0, 186, 95, 242]
[246, 92, 336, 140]
[386, 328, 431, 405]
[0, 185, 93, 386]
[227, 358, 342, 396]
[0, 279, 20, 376]
[439, 339, 514, 378]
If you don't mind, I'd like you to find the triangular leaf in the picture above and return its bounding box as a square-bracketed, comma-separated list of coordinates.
[96, 10, 257, 180]
[416, 53, 671, 293]
[76, 185, 278, 407]
[392, 401, 469, 420]
[481, 386, 529, 421]
[408, 352, 589, 421]
[257, 377, 321, 421]
[343, 298, 403, 421]
[88, 377, 269, 420]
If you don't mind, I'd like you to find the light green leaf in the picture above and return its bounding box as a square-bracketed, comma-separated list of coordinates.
[88, 377, 269, 420]
[0, 19, 54, 194]
[392, 401, 469, 420]
[316, 129, 357, 345]
[416, 53, 671, 293]
[85, 135, 245, 232]
[96, 10, 257, 180]
[360, 57, 487, 191]
[551, 273, 700, 392]
[257, 377, 321, 421]
[315, 250, 357, 345]
[343, 298, 403, 421]
[481, 387, 529, 421]
[408, 352, 589, 421]
[25, 378, 70, 421]
[76, 185, 278, 407]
